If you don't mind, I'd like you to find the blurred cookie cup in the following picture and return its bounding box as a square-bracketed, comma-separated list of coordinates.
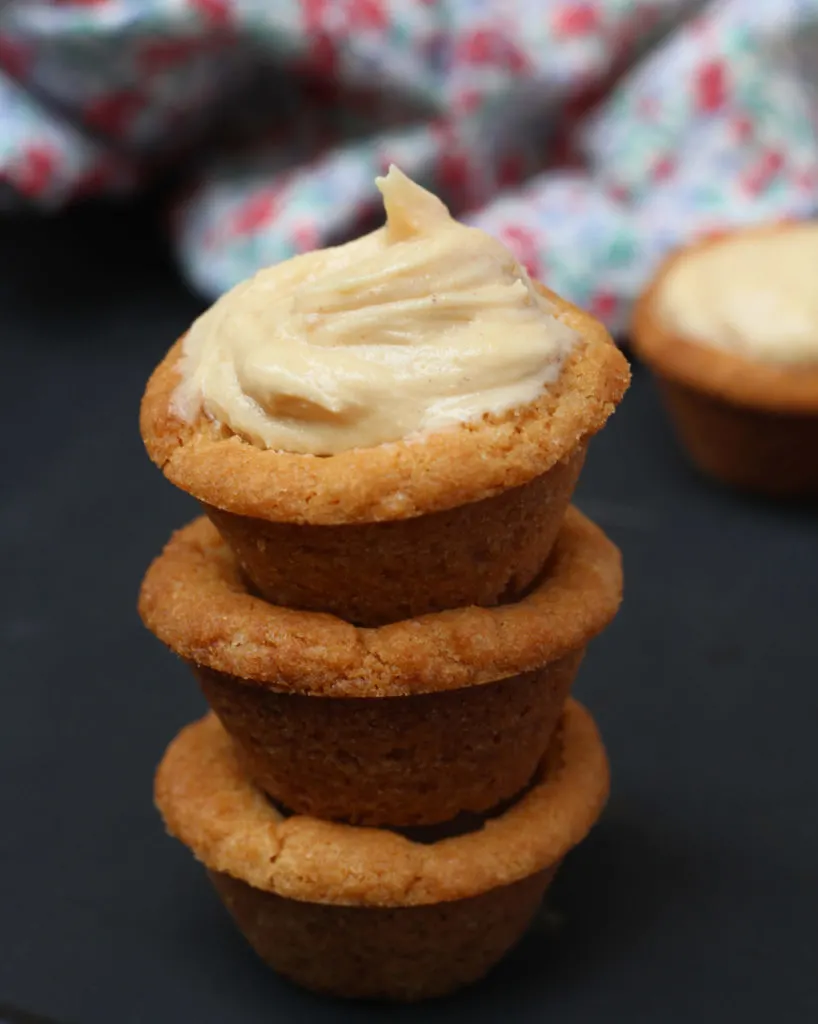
[633, 222, 818, 497]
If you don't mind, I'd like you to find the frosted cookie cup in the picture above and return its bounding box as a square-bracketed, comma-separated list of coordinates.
[633, 223, 818, 497]
[139, 507, 622, 828]
[154, 699, 609, 1002]
[141, 169, 628, 625]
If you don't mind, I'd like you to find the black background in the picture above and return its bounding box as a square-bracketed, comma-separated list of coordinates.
[2, 196, 817, 1023]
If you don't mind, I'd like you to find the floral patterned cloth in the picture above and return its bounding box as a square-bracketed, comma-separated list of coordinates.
[1, 0, 816, 331]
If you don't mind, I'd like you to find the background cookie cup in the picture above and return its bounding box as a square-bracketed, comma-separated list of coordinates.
[154, 700, 609, 1002]
[140, 285, 629, 626]
[139, 507, 622, 827]
[632, 227, 818, 497]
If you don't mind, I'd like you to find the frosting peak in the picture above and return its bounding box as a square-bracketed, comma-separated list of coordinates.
[174, 166, 578, 454]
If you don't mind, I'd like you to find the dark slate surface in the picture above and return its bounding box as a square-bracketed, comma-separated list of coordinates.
[2, 197, 816, 1024]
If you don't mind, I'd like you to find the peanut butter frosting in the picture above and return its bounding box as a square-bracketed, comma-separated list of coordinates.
[173, 166, 578, 455]
[657, 221, 818, 366]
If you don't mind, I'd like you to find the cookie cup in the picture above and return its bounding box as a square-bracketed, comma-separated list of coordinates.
[154, 699, 609, 1001]
[632, 228, 818, 497]
[141, 286, 629, 625]
[139, 506, 622, 827]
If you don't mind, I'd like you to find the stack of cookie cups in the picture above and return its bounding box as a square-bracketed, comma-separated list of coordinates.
[139, 287, 630, 1002]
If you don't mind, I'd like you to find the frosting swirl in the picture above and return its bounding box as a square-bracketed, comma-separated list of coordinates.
[174, 166, 578, 454]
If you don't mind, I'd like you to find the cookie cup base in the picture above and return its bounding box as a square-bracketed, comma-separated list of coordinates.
[202, 445, 585, 626]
